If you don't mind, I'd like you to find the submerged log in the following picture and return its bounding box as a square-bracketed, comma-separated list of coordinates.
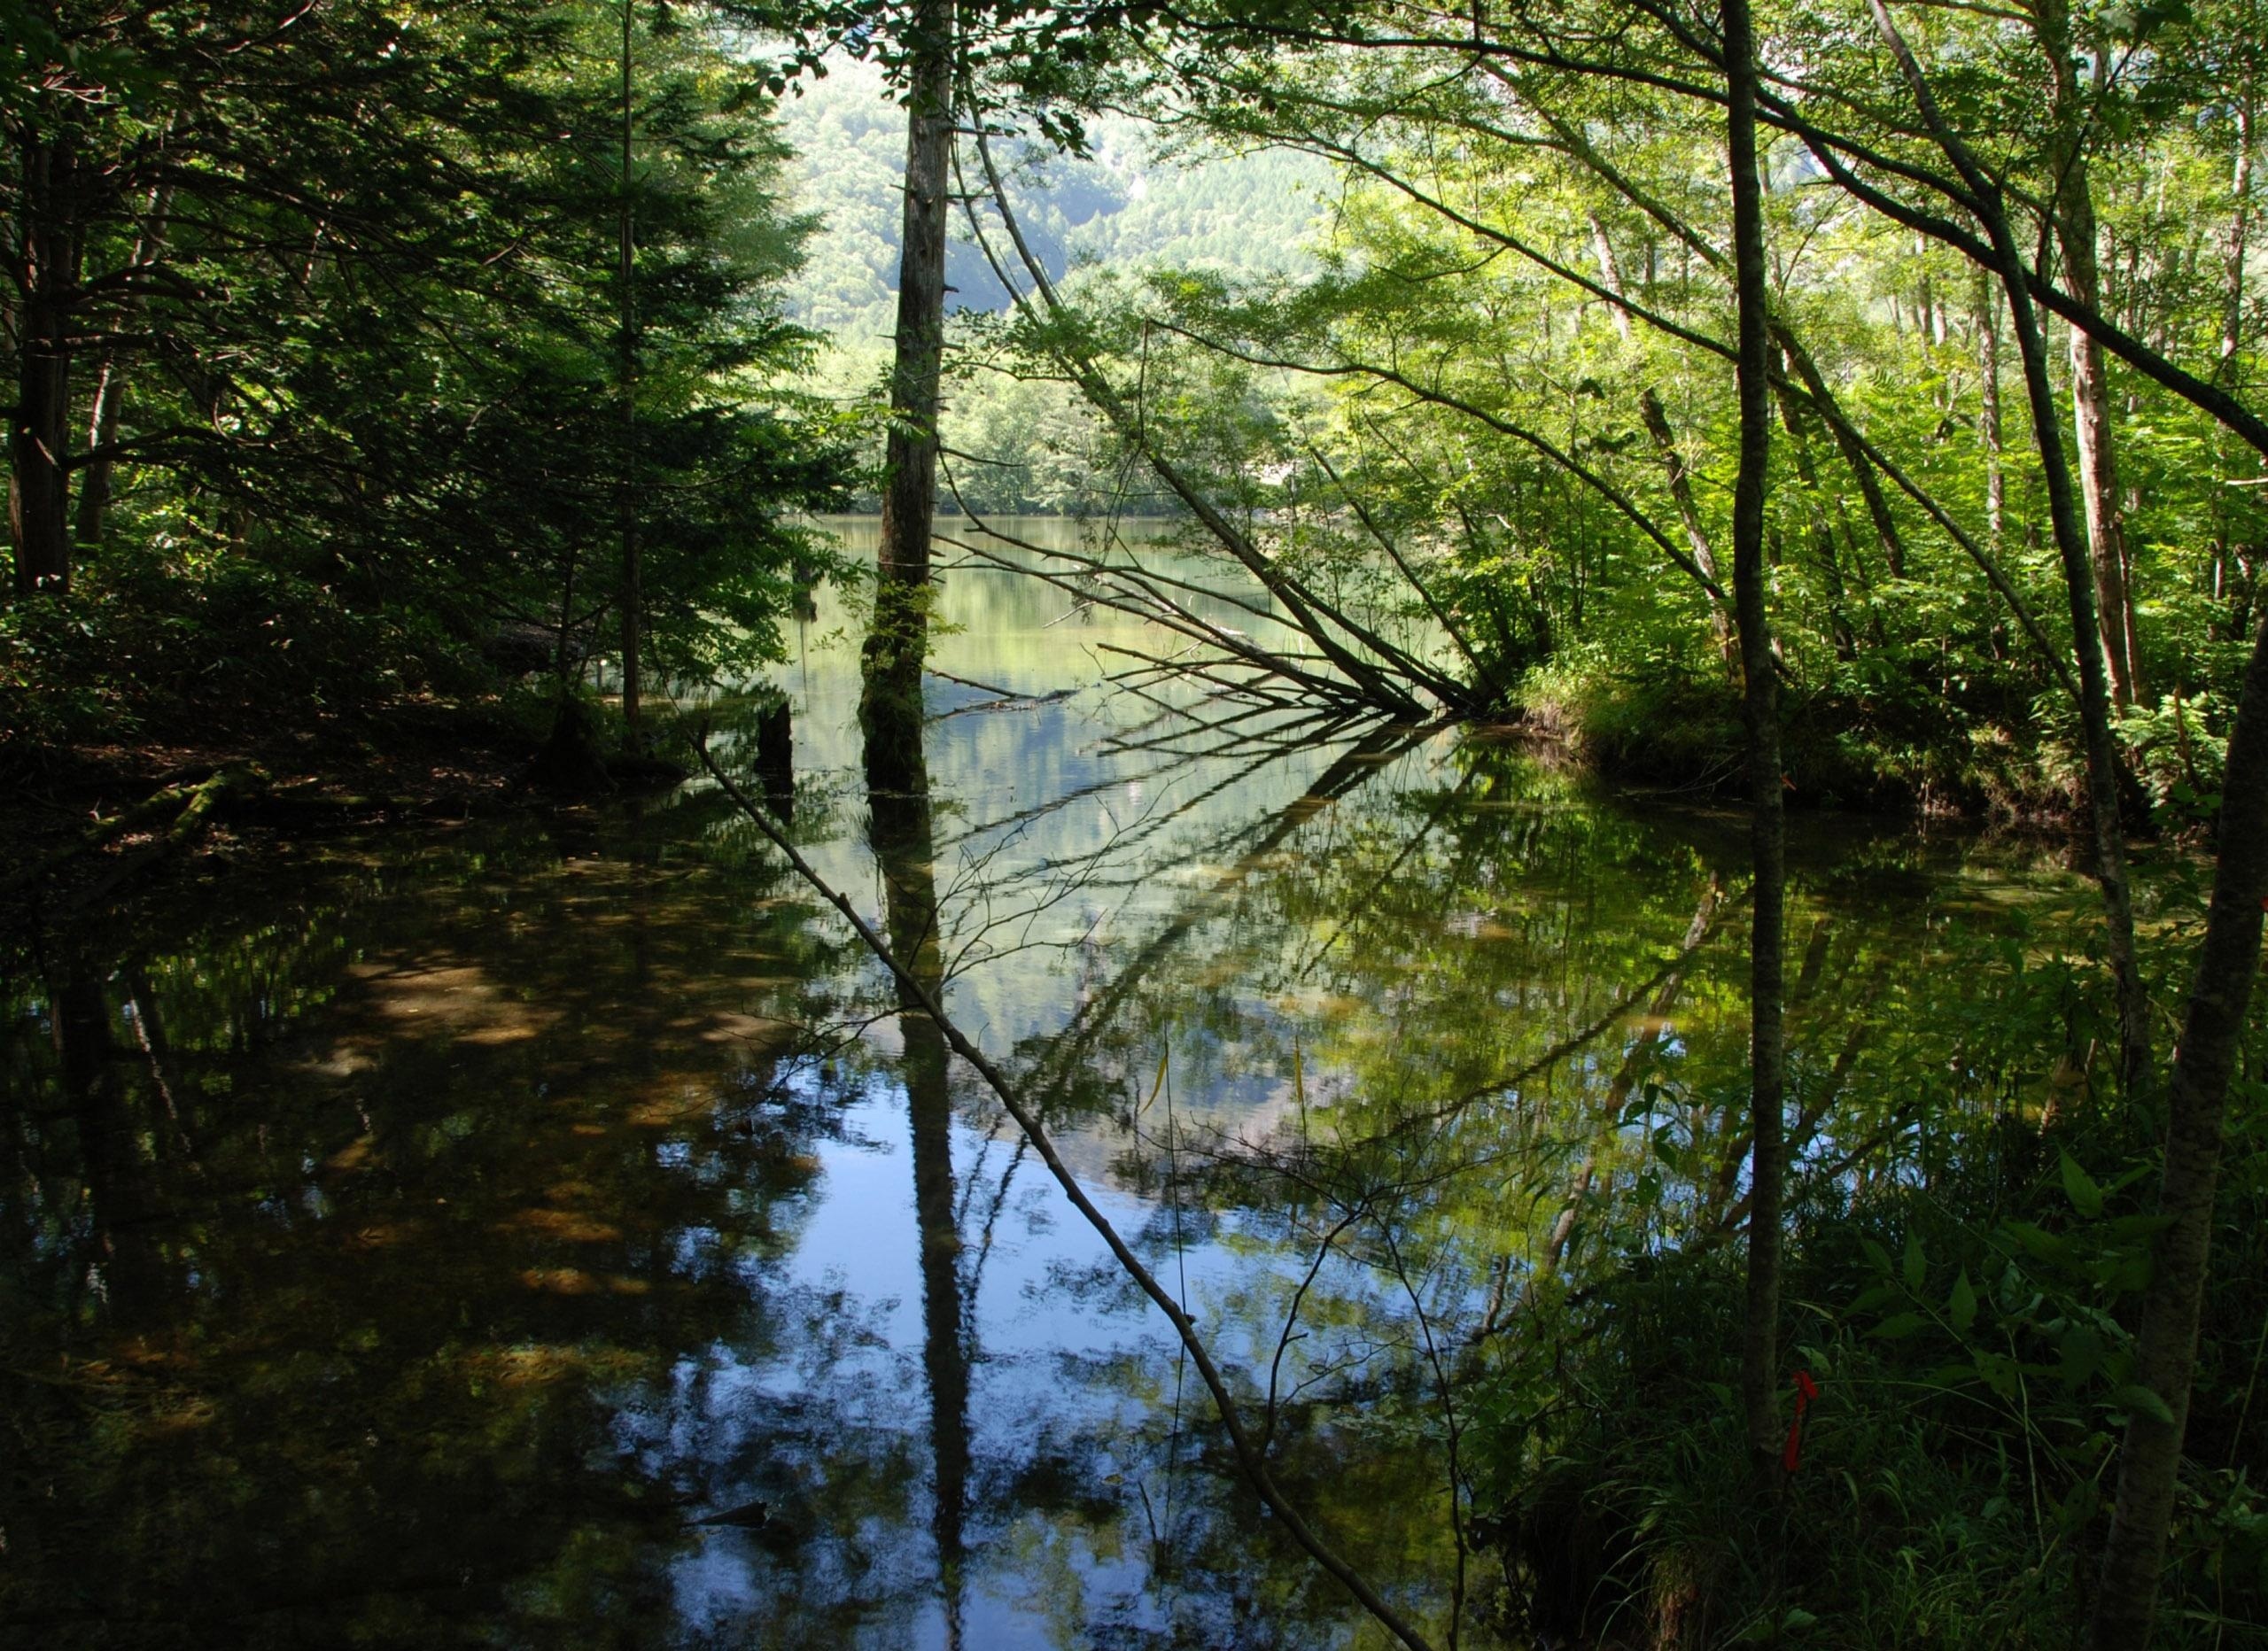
[1, 779, 212, 899]
[63, 763, 267, 908]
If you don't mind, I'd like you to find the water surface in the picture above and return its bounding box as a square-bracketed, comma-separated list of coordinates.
[2, 516, 2101, 1648]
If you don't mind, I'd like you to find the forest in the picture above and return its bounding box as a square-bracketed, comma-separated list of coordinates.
[5, 0, 2268, 1647]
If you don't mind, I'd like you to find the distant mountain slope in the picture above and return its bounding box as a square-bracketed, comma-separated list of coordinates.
[775, 58, 1331, 342]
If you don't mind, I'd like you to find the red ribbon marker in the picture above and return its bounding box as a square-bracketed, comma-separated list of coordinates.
[1783, 1369, 1820, 1473]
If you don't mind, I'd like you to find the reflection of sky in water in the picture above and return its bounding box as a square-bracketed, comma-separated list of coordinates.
[0, 517, 2104, 1648]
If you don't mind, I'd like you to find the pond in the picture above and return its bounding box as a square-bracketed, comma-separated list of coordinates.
[2, 516, 2105, 1648]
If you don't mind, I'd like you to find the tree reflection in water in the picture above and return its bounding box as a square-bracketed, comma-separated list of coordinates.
[0, 523, 2107, 1647]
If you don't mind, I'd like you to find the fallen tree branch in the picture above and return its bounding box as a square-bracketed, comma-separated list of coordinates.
[7, 763, 267, 908]
[67, 763, 265, 909]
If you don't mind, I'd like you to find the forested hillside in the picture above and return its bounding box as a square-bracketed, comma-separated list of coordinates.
[775, 56, 1332, 341]
[771, 57, 1330, 513]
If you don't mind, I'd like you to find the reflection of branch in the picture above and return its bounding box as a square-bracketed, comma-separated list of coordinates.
[1029, 721, 1439, 1101]
[698, 735, 1441, 1651]
[1264, 1200, 1373, 1452]
[1379, 1221, 1469, 1650]
[1406, 888, 1740, 1143]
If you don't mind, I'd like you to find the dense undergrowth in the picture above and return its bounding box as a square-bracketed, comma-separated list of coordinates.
[1465, 940, 2268, 1649]
[1517, 640, 2234, 829]
[0, 558, 485, 756]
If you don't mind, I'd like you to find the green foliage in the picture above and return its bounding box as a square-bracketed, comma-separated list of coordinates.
[2, 0, 852, 750]
[1459, 893, 2268, 1647]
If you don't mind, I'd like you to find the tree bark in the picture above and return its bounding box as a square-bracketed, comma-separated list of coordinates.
[2038, 0, 2143, 708]
[1589, 214, 1736, 663]
[1866, 0, 2150, 1108]
[2086, 613, 2268, 1649]
[1724, 0, 1787, 1485]
[861, 0, 957, 768]
[10, 130, 80, 596]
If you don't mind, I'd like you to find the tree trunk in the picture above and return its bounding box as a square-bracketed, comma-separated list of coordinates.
[10, 131, 79, 596]
[1977, 273, 2007, 548]
[2086, 613, 2268, 1648]
[1771, 355, 1859, 658]
[73, 354, 123, 554]
[70, 172, 170, 557]
[1724, 0, 1787, 1485]
[2210, 89, 2256, 625]
[1589, 214, 1736, 663]
[1864, 0, 2151, 1108]
[2038, 0, 2143, 708]
[1775, 330, 1907, 581]
[861, 0, 957, 767]
[2221, 94, 2255, 378]
[617, 0, 642, 737]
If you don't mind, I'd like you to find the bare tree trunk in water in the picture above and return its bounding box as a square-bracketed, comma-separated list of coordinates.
[2087, 616, 2268, 1647]
[1867, 0, 2150, 1108]
[2039, 0, 2142, 707]
[867, 739, 969, 1647]
[1724, 0, 1787, 1486]
[861, 0, 956, 774]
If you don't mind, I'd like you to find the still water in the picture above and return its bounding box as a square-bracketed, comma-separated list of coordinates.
[3, 518, 2097, 1647]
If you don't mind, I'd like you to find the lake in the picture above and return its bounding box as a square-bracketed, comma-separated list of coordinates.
[1, 516, 2103, 1648]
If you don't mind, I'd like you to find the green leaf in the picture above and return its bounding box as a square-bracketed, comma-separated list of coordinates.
[1902, 1234, 1927, 1293]
[2002, 1220, 2071, 1265]
[1974, 1350, 2022, 1399]
[2061, 1151, 2105, 1218]
[1871, 1311, 1928, 1341]
[2111, 1384, 2176, 1425]
[1948, 1269, 1977, 1333]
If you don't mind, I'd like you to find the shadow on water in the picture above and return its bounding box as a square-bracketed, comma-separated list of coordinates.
[0, 517, 2110, 1648]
